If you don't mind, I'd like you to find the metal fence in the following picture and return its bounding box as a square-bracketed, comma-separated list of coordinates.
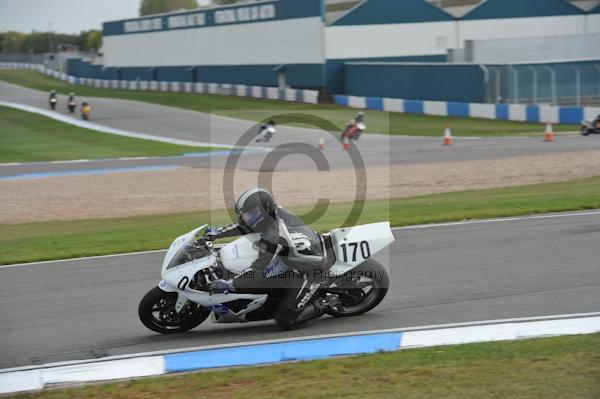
[483, 61, 600, 107]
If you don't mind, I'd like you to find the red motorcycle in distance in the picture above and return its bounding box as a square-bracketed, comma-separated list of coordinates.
[341, 121, 367, 141]
[341, 112, 366, 141]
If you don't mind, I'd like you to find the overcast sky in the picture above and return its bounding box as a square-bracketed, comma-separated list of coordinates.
[0, 0, 141, 33]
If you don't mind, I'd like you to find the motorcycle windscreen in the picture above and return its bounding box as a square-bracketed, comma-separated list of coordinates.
[166, 244, 211, 270]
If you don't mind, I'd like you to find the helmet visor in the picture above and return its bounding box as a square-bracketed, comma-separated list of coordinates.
[241, 207, 263, 229]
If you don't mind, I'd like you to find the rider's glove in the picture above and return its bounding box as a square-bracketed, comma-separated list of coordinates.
[204, 226, 218, 241]
[207, 279, 235, 294]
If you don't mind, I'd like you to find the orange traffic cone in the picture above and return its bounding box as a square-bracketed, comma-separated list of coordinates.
[318, 136, 325, 150]
[543, 121, 554, 142]
[342, 136, 350, 151]
[443, 126, 453, 146]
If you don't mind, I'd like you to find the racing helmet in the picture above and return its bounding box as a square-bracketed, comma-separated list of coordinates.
[235, 188, 277, 232]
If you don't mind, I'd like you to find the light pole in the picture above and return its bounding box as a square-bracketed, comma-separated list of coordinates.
[571, 65, 581, 107]
[544, 66, 557, 106]
[479, 65, 490, 103]
[595, 65, 600, 106]
[528, 66, 538, 105]
[508, 65, 519, 104]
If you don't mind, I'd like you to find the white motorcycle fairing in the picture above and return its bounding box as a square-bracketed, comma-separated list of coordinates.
[159, 226, 267, 322]
[155, 222, 394, 323]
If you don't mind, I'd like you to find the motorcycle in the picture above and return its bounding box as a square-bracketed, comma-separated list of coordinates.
[580, 119, 600, 136]
[255, 125, 276, 143]
[138, 222, 394, 334]
[81, 103, 91, 120]
[67, 100, 76, 114]
[49, 98, 57, 110]
[341, 122, 367, 141]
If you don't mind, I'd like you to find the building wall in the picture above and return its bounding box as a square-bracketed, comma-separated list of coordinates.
[90, 0, 599, 97]
[343, 62, 485, 103]
[103, 17, 325, 67]
[465, 33, 600, 64]
[100, 0, 326, 88]
[323, 0, 593, 93]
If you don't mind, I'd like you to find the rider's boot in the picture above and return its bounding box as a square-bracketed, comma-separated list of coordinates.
[275, 294, 340, 331]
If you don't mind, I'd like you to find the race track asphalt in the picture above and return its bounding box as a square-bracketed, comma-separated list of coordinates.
[1, 211, 598, 369]
[2, 80, 600, 176]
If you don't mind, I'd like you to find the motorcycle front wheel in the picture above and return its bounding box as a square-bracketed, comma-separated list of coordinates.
[326, 259, 389, 317]
[138, 286, 210, 334]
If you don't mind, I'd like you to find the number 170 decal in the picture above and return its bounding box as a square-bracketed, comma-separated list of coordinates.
[340, 241, 371, 262]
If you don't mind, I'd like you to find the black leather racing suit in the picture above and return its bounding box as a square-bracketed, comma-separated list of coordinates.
[209, 207, 328, 329]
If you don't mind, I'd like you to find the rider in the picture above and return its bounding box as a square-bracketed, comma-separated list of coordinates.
[354, 112, 365, 125]
[204, 188, 332, 330]
[68, 92, 75, 103]
[256, 120, 276, 142]
[343, 112, 365, 140]
[48, 90, 57, 101]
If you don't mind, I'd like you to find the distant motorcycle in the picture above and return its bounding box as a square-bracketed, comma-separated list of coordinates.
[67, 100, 76, 114]
[49, 97, 57, 110]
[580, 118, 600, 136]
[341, 121, 366, 141]
[81, 102, 91, 120]
[255, 122, 276, 143]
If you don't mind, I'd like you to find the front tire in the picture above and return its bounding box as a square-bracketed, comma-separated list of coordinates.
[326, 259, 389, 317]
[581, 127, 590, 136]
[138, 286, 210, 334]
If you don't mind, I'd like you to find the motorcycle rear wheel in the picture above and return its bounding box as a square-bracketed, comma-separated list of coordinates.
[581, 127, 590, 136]
[138, 286, 210, 334]
[326, 259, 389, 317]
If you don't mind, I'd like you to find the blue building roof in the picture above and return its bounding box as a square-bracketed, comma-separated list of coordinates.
[463, 0, 583, 20]
[330, 0, 454, 26]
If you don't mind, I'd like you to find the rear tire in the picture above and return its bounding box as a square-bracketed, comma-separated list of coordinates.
[326, 259, 389, 317]
[138, 286, 210, 334]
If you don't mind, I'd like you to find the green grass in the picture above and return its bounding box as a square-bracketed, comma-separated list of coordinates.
[9, 334, 600, 399]
[2, 176, 599, 265]
[0, 105, 213, 163]
[0, 69, 577, 137]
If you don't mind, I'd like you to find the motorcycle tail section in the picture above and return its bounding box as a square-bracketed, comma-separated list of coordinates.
[328, 222, 394, 274]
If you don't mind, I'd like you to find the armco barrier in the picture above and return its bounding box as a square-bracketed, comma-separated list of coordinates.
[1, 313, 599, 395]
[0, 62, 319, 105]
[334, 94, 600, 125]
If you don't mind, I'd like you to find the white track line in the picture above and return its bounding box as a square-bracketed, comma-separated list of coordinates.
[394, 209, 600, 230]
[0, 101, 241, 149]
[2, 311, 598, 374]
[1, 209, 599, 269]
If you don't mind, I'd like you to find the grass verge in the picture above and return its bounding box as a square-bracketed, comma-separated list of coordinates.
[0, 105, 213, 163]
[0, 69, 577, 137]
[9, 334, 600, 399]
[1, 176, 599, 264]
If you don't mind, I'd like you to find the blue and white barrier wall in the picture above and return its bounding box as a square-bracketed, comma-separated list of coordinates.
[0, 62, 319, 105]
[1, 313, 599, 395]
[334, 94, 600, 124]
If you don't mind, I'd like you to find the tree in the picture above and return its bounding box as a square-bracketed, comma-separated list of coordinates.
[139, 0, 199, 16]
[85, 31, 102, 52]
[2, 31, 26, 53]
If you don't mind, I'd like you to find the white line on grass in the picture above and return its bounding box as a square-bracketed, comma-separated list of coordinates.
[1, 209, 598, 269]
